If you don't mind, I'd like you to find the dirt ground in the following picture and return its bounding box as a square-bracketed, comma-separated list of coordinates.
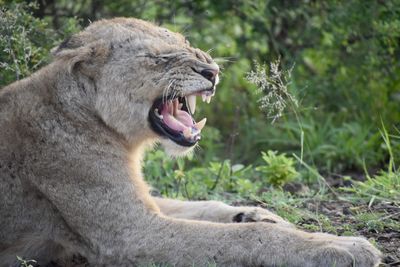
[299, 199, 400, 267]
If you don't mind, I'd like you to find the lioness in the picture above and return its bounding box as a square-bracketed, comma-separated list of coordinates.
[0, 18, 381, 267]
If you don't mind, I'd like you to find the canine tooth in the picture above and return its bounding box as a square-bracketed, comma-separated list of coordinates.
[202, 94, 207, 102]
[183, 128, 192, 139]
[186, 95, 196, 114]
[191, 127, 199, 134]
[173, 99, 179, 115]
[168, 101, 173, 113]
[206, 95, 211, 104]
[178, 103, 183, 109]
[195, 118, 207, 131]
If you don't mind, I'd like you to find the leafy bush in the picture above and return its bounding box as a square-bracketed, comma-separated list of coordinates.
[0, 2, 53, 86]
[0, 2, 81, 88]
[256, 151, 299, 187]
[237, 114, 385, 173]
[144, 149, 259, 199]
[145, 149, 305, 199]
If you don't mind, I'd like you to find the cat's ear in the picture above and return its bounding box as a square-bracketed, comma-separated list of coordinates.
[51, 33, 110, 77]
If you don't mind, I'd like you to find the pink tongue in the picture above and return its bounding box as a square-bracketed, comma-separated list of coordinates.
[161, 101, 194, 132]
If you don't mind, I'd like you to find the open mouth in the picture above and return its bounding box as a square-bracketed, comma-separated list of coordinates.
[148, 89, 214, 147]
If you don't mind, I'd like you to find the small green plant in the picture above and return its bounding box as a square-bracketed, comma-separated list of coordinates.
[16, 256, 36, 267]
[256, 150, 300, 187]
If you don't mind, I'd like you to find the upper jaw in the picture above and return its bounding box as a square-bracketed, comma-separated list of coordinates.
[184, 87, 215, 111]
[182, 74, 218, 105]
[148, 59, 219, 146]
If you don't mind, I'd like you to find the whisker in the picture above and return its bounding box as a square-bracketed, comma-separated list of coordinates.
[214, 57, 237, 64]
[180, 25, 191, 36]
[165, 79, 176, 104]
[171, 81, 179, 100]
[165, 82, 171, 103]
[163, 80, 173, 104]
[162, 84, 167, 103]
[206, 48, 215, 55]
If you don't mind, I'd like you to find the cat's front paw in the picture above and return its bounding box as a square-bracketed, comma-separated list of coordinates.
[232, 207, 294, 228]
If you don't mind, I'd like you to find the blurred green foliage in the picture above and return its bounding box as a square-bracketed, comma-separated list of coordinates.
[0, 2, 53, 85]
[1, 0, 400, 192]
[256, 151, 299, 187]
[0, 2, 81, 85]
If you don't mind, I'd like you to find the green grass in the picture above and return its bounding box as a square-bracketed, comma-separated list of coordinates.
[354, 212, 400, 233]
[342, 123, 400, 203]
[343, 170, 400, 203]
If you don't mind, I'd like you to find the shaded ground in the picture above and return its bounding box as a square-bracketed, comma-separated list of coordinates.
[233, 195, 400, 267]
[231, 172, 399, 267]
[299, 200, 400, 266]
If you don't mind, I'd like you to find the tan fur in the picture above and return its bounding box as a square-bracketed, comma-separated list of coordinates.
[0, 18, 381, 267]
[153, 197, 295, 226]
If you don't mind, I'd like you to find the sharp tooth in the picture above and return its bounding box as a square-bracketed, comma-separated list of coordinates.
[154, 109, 163, 119]
[183, 128, 192, 139]
[173, 99, 179, 116]
[202, 94, 207, 102]
[186, 95, 196, 114]
[168, 100, 173, 113]
[194, 118, 207, 131]
[178, 103, 183, 109]
[206, 95, 211, 104]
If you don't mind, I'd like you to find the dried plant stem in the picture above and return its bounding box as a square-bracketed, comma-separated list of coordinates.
[246, 59, 298, 123]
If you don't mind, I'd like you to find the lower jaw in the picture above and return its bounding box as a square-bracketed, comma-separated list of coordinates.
[160, 130, 198, 147]
[148, 97, 203, 147]
[148, 117, 198, 147]
[161, 138, 196, 157]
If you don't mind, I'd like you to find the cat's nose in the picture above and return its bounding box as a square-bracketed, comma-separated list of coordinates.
[200, 68, 219, 84]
